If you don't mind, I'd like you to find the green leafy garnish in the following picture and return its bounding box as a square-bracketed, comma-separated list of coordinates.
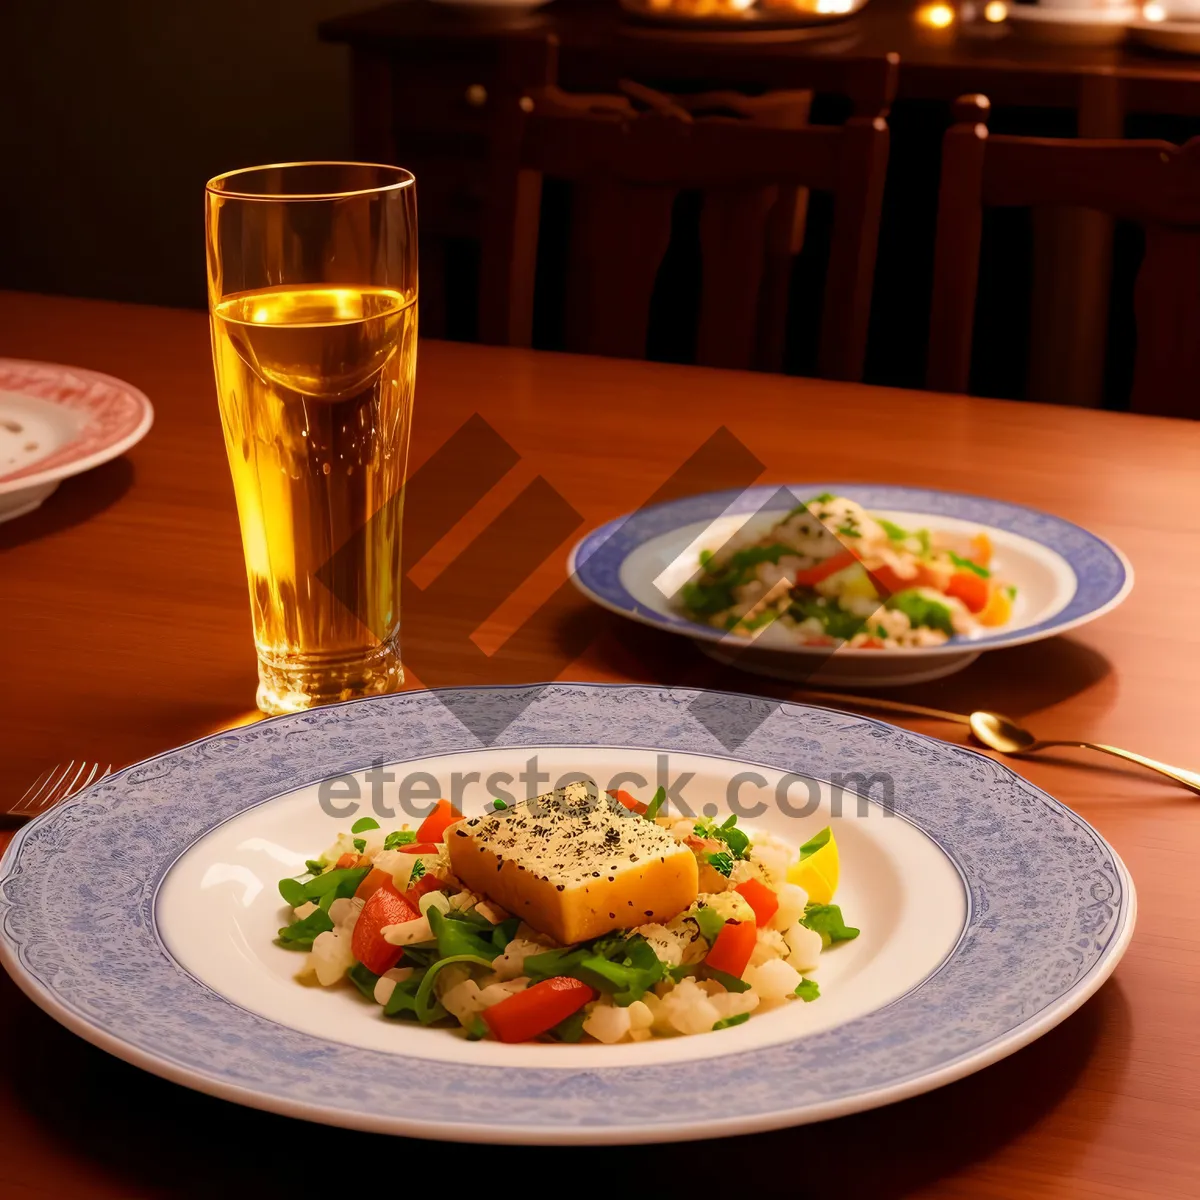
[787, 593, 867, 641]
[874, 624, 889, 639]
[706, 967, 750, 994]
[276, 907, 334, 948]
[667, 962, 702, 983]
[712, 1012, 750, 1030]
[347, 962, 380, 999]
[643, 786, 666, 821]
[789, 491, 834, 517]
[412, 955, 493, 1025]
[304, 858, 324, 875]
[706, 851, 734, 877]
[837, 525, 861, 539]
[383, 830, 417, 850]
[492, 798, 507, 810]
[694, 813, 749, 859]
[801, 903, 860, 947]
[680, 578, 738, 617]
[409, 859, 426, 884]
[692, 905, 726, 943]
[547, 1009, 587, 1042]
[353, 838, 366, 853]
[278, 877, 308, 908]
[1005, 584, 1018, 600]
[465, 1015, 490, 1041]
[916, 528, 932, 557]
[877, 517, 908, 541]
[383, 972, 434, 1021]
[351, 817, 380, 834]
[684, 543, 800, 618]
[887, 589, 954, 637]
[947, 550, 990, 579]
[428, 906, 501, 962]
[526, 935, 665, 1006]
[301, 865, 370, 902]
[798, 826, 831, 861]
[794, 977, 821, 1002]
[698, 548, 714, 568]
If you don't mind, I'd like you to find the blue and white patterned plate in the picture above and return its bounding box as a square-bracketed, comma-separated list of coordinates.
[0, 684, 1134, 1144]
[568, 485, 1133, 686]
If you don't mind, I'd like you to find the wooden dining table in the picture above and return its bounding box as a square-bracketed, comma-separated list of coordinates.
[1, 289, 1198, 1197]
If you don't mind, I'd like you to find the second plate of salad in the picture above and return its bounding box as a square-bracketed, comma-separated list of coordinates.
[567, 484, 1132, 686]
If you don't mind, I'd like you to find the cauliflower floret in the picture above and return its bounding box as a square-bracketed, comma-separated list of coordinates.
[747, 838, 792, 887]
[632, 923, 684, 967]
[583, 1001, 633, 1044]
[475, 900, 510, 924]
[441, 979, 484, 1023]
[292, 900, 319, 921]
[709, 988, 761, 1021]
[769, 882, 809, 932]
[627, 1000, 654, 1031]
[728, 858, 771, 889]
[373, 966, 413, 1007]
[784, 921, 824, 972]
[744, 957, 803, 1002]
[328, 896, 365, 931]
[491, 937, 546, 981]
[382, 914, 433, 946]
[476, 978, 528, 1007]
[309, 928, 355, 986]
[659, 978, 721, 1035]
[749, 927, 790, 967]
[697, 891, 756, 925]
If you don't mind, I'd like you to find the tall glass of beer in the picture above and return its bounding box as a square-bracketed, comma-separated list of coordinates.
[205, 163, 417, 714]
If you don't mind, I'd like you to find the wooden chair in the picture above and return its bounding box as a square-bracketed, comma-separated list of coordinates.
[928, 94, 1200, 418]
[479, 38, 893, 380]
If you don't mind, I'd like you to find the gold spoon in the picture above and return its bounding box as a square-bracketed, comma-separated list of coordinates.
[797, 689, 1200, 796]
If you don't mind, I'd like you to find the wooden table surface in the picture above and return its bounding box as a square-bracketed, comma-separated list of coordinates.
[2, 290, 1199, 1197]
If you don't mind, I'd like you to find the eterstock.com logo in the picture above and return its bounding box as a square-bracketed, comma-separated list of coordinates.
[316, 414, 892, 752]
[316, 756, 896, 822]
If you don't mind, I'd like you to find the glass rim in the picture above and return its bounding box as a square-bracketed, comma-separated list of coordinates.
[205, 161, 415, 202]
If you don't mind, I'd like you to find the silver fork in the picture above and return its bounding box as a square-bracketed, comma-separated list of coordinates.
[5, 761, 112, 822]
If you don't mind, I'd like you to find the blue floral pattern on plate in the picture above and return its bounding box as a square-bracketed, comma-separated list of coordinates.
[0, 684, 1133, 1143]
[569, 484, 1132, 650]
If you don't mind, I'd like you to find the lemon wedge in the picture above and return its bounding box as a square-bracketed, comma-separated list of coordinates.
[787, 826, 839, 905]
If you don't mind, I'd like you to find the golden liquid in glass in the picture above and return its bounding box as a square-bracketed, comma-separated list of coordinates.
[210, 284, 417, 713]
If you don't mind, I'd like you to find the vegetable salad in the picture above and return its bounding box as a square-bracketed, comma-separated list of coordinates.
[679, 493, 1017, 648]
[277, 793, 859, 1044]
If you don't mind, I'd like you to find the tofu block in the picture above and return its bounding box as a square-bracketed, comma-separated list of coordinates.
[448, 783, 698, 945]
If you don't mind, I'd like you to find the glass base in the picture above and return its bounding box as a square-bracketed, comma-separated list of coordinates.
[254, 640, 403, 715]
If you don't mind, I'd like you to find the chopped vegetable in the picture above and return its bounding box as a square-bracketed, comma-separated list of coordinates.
[347, 962, 380, 999]
[482, 977, 596, 1043]
[887, 590, 955, 636]
[791, 549, 857, 588]
[794, 978, 821, 1002]
[383, 830, 417, 850]
[352, 880, 419, 975]
[798, 827, 832, 861]
[608, 788, 647, 815]
[644, 786, 666, 821]
[705, 920, 756, 979]
[735, 877, 780, 927]
[416, 799, 463, 844]
[946, 570, 989, 614]
[351, 817, 380, 834]
[712, 1012, 751, 1031]
[277, 907, 334, 949]
[801, 903, 860, 947]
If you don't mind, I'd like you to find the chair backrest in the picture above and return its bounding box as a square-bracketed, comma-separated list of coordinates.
[479, 37, 893, 381]
[928, 94, 1200, 417]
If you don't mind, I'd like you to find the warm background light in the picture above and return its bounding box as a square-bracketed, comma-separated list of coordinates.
[917, 3, 957, 27]
[984, 0, 1008, 21]
[1143, 2, 1167, 19]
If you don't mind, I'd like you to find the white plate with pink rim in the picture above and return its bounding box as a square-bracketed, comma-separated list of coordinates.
[0, 358, 154, 524]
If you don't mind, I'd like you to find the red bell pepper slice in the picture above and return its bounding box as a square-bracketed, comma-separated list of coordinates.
[734, 878, 779, 928]
[334, 852, 359, 870]
[946, 570, 989, 614]
[608, 789, 647, 815]
[705, 919, 756, 979]
[480, 977, 596, 1043]
[397, 842, 439, 855]
[791, 549, 857, 588]
[416, 798, 463, 843]
[404, 873, 445, 908]
[354, 866, 393, 901]
[351, 879, 419, 976]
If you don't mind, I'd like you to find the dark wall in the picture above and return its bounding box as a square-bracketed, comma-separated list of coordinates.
[0, 1, 371, 309]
